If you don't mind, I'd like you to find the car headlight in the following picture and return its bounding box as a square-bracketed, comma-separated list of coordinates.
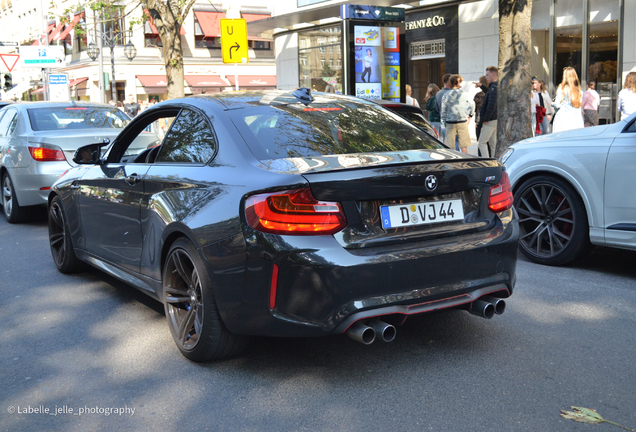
[499, 148, 514, 165]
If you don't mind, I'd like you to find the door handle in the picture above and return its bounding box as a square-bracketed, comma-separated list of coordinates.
[125, 173, 142, 185]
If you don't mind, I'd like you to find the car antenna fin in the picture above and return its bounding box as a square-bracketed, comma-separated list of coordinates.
[292, 87, 314, 106]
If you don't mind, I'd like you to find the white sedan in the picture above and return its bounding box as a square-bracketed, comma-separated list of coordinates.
[500, 112, 636, 265]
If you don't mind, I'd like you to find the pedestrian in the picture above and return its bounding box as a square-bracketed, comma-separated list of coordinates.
[435, 74, 452, 142]
[440, 74, 474, 154]
[108, 100, 115, 106]
[531, 77, 554, 134]
[425, 83, 441, 136]
[478, 66, 499, 158]
[551, 67, 584, 132]
[361, 49, 373, 83]
[581, 80, 600, 127]
[617, 71, 636, 120]
[405, 84, 419, 107]
[124, 94, 141, 118]
[473, 75, 488, 140]
[325, 84, 336, 93]
[115, 100, 124, 111]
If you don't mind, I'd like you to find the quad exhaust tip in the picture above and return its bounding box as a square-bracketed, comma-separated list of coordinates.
[347, 320, 396, 345]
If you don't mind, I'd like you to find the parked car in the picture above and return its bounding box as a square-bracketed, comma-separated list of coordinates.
[0, 101, 160, 223]
[48, 89, 518, 362]
[501, 112, 636, 266]
[373, 99, 440, 140]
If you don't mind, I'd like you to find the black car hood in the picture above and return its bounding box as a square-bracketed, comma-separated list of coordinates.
[255, 148, 476, 175]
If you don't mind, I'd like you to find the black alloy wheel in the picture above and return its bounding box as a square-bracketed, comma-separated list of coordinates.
[48, 196, 84, 273]
[163, 238, 249, 362]
[2, 172, 26, 223]
[514, 175, 591, 266]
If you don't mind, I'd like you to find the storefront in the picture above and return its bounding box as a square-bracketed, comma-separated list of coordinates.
[404, 5, 459, 104]
[250, 0, 634, 123]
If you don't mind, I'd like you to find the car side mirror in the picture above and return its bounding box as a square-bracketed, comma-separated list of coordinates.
[73, 143, 106, 164]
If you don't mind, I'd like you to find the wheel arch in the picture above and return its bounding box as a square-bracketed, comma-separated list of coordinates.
[510, 167, 596, 229]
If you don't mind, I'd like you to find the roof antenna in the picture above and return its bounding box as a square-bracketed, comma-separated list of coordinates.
[292, 87, 313, 105]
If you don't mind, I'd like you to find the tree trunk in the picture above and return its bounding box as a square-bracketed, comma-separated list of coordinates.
[144, 0, 197, 99]
[497, 0, 534, 157]
[162, 31, 185, 99]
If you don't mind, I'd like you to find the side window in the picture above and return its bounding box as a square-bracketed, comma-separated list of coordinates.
[626, 120, 636, 133]
[113, 113, 177, 164]
[0, 110, 17, 137]
[155, 109, 217, 163]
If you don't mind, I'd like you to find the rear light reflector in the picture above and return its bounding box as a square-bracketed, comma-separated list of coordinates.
[245, 188, 347, 235]
[269, 264, 279, 310]
[488, 171, 514, 213]
[28, 146, 66, 162]
[39, 187, 51, 191]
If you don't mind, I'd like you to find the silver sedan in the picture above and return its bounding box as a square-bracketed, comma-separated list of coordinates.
[0, 102, 159, 223]
[501, 112, 636, 265]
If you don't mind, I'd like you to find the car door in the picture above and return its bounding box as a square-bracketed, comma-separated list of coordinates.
[138, 108, 219, 281]
[604, 119, 636, 248]
[77, 108, 179, 274]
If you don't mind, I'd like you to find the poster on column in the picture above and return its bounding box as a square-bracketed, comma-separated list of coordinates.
[354, 25, 382, 100]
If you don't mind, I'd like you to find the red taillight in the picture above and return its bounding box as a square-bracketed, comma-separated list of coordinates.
[28, 146, 66, 162]
[245, 188, 347, 235]
[488, 171, 514, 213]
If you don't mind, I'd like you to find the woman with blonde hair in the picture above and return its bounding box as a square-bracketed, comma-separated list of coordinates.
[425, 83, 441, 133]
[551, 67, 584, 132]
[617, 71, 636, 120]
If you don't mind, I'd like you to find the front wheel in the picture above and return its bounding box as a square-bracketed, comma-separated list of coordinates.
[514, 175, 591, 266]
[48, 196, 84, 273]
[163, 238, 249, 362]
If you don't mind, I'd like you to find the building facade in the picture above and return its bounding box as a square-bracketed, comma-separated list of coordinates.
[0, 0, 277, 103]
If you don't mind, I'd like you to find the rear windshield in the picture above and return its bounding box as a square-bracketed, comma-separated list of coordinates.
[28, 106, 130, 131]
[227, 101, 446, 161]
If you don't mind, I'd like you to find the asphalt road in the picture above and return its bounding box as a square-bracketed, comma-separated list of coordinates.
[1, 208, 635, 432]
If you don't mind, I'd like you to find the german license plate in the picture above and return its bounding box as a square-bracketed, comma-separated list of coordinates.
[380, 199, 464, 229]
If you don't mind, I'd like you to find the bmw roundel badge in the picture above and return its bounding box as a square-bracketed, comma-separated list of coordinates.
[425, 175, 438, 191]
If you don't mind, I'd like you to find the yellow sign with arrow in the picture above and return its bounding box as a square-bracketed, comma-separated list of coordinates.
[220, 19, 249, 64]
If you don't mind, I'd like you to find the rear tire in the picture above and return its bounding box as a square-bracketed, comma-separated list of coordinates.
[2, 172, 27, 223]
[48, 196, 84, 273]
[514, 175, 591, 265]
[163, 238, 249, 362]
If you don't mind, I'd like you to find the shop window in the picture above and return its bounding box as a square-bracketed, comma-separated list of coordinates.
[248, 40, 271, 50]
[298, 25, 342, 92]
[555, 0, 584, 85]
[588, 0, 619, 84]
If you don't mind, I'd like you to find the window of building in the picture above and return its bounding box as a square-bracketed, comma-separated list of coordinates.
[298, 25, 342, 92]
[194, 14, 221, 49]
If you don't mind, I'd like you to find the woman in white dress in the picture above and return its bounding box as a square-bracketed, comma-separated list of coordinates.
[551, 67, 584, 133]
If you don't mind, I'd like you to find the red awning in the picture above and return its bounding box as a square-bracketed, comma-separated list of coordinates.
[241, 13, 271, 41]
[241, 13, 270, 23]
[144, 9, 186, 35]
[69, 77, 88, 87]
[194, 11, 226, 37]
[56, 13, 84, 41]
[226, 75, 276, 87]
[32, 88, 44, 94]
[49, 22, 65, 43]
[137, 75, 169, 87]
[31, 23, 56, 45]
[185, 75, 226, 87]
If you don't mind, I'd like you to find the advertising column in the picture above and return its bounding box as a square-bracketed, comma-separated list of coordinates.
[341, 5, 405, 102]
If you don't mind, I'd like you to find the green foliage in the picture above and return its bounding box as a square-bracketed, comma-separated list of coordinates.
[560, 406, 633, 431]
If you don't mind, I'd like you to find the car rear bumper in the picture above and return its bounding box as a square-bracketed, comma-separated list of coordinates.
[207, 208, 518, 338]
[7, 162, 71, 207]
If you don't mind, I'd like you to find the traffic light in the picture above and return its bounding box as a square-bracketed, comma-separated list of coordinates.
[3, 73, 12, 91]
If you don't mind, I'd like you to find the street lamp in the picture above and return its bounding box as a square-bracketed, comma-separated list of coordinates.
[88, 29, 136, 103]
